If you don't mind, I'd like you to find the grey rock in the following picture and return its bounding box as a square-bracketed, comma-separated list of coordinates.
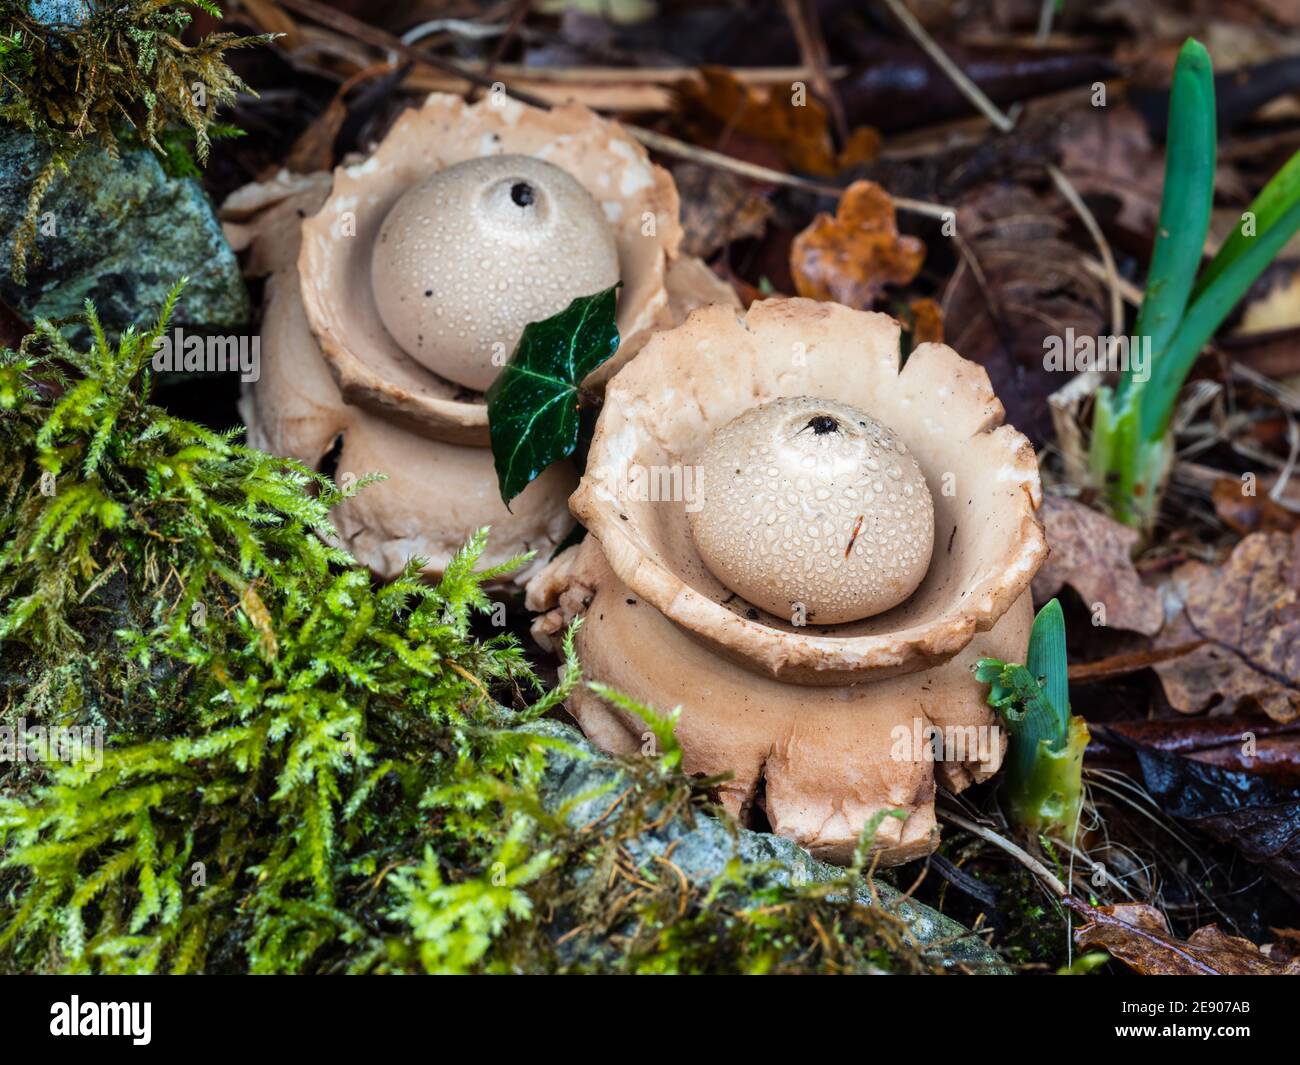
[0, 130, 248, 339]
[526, 718, 1009, 972]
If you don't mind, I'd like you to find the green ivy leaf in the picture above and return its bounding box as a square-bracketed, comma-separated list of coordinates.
[485, 285, 619, 505]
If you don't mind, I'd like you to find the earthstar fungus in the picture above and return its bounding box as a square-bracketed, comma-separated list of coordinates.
[528, 298, 1047, 864]
[224, 93, 734, 582]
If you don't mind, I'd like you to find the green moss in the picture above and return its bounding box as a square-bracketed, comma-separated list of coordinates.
[0, 289, 995, 973]
[0, 1, 270, 280]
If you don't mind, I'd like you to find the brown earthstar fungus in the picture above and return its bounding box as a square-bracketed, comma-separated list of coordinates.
[223, 93, 735, 582]
[528, 298, 1048, 864]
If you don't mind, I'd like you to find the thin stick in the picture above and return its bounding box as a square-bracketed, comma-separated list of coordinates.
[278, 0, 552, 107]
[279, 0, 951, 220]
[473, 0, 533, 102]
[1270, 413, 1300, 504]
[626, 126, 953, 218]
[780, 0, 847, 143]
[446, 660, 491, 705]
[1049, 163, 1123, 337]
[1060, 838, 1135, 899]
[878, 0, 1015, 133]
[1067, 640, 1206, 684]
[1080, 257, 1143, 306]
[1037, 0, 1057, 40]
[407, 62, 848, 87]
[1005, 0, 1059, 126]
[939, 809, 1068, 898]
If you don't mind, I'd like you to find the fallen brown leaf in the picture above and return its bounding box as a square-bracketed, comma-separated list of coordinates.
[1211, 475, 1300, 535]
[789, 180, 925, 309]
[1105, 716, 1300, 900]
[1059, 105, 1162, 239]
[1069, 899, 1300, 975]
[1218, 262, 1300, 379]
[285, 62, 400, 174]
[1221, 324, 1300, 382]
[1252, 0, 1300, 29]
[1269, 926, 1300, 962]
[285, 91, 349, 175]
[1107, 712, 1300, 781]
[942, 186, 1105, 445]
[1236, 264, 1300, 335]
[672, 163, 774, 260]
[1032, 496, 1164, 635]
[1154, 531, 1300, 722]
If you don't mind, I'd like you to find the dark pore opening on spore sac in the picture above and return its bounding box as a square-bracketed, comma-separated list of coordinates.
[510, 181, 536, 207]
[807, 415, 839, 435]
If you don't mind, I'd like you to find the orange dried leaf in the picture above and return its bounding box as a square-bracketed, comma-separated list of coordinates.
[907, 297, 944, 344]
[675, 66, 838, 175]
[790, 180, 925, 309]
[836, 126, 882, 170]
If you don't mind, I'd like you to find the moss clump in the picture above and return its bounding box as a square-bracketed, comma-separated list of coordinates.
[0, 1, 270, 279]
[0, 288, 982, 973]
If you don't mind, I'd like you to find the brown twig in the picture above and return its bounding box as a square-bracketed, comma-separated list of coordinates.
[780, 0, 847, 143]
[878, 0, 1015, 133]
[1067, 641, 1207, 685]
[1048, 163, 1123, 339]
[627, 125, 952, 217]
[938, 809, 1069, 898]
[474, 0, 533, 102]
[275, 0, 953, 227]
[277, 0, 551, 107]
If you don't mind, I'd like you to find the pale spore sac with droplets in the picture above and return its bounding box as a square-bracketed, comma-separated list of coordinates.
[687, 396, 935, 624]
[369, 153, 620, 392]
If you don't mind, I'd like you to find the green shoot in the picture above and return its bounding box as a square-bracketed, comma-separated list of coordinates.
[1089, 38, 1300, 530]
[975, 600, 1089, 839]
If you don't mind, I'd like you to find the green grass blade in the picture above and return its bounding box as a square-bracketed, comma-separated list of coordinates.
[1120, 38, 1216, 404]
[1191, 147, 1300, 302]
[1141, 186, 1300, 440]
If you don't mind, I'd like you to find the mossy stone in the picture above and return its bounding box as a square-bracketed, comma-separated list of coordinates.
[0, 129, 249, 338]
[527, 719, 1011, 972]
